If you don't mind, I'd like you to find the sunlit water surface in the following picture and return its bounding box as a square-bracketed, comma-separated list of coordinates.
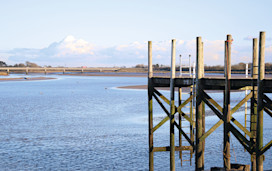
[0, 75, 271, 170]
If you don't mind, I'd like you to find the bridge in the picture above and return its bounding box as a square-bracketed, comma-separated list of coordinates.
[0, 67, 119, 74]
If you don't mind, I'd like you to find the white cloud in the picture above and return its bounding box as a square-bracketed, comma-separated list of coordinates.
[3, 36, 272, 67]
[54, 35, 95, 57]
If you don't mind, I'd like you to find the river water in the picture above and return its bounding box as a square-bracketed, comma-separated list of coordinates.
[0, 75, 271, 170]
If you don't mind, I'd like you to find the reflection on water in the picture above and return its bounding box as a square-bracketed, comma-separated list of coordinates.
[0, 75, 271, 170]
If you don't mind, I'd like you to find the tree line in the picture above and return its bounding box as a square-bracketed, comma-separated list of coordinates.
[135, 62, 272, 71]
[0, 61, 52, 68]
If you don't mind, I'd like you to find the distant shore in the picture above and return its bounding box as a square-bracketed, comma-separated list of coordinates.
[63, 73, 147, 77]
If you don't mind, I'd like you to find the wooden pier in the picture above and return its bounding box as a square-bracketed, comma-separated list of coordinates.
[148, 32, 272, 171]
[0, 67, 119, 75]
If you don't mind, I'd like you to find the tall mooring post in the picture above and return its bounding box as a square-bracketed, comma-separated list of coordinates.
[250, 38, 258, 171]
[148, 41, 154, 171]
[223, 35, 232, 169]
[170, 39, 176, 171]
[256, 31, 265, 171]
[195, 36, 204, 171]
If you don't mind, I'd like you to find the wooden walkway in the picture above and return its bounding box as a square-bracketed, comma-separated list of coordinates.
[148, 32, 272, 171]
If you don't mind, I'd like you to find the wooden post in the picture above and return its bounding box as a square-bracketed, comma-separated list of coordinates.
[148, 41, 154, 171]
[45, 68, 47, 75]
[251, 38, 258, 171]
[257, 31, 265, 171]
[178, 87, 183, 165]
[170, 39, 176, 171]
[223, 34, 232, 169]
[190, 86, 194, 166]
[196, 36, 204, 171]
[63, 68, 65, 74]
[26, 68, 28, 75]
[201, 41, 205, 167]
[7, 69, 9, 75]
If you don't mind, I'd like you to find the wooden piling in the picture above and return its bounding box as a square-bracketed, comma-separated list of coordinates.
[257, 31, 265, 171]
[178, 87, 183, 165]
[44, 68, 47, 75]
[201, 41, 205, 167]
[223, 35, 232, 169]
[251, 38, 258, 171]
[196, 36, 204, 171]
[170, 39, 176, 171]
[190, 86, 194, 166]
[148, 41, 154, 171]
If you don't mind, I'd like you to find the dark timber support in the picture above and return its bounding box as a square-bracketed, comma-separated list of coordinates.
[148, 41, 154, 171]
[201, 41, 205, 167]
[223, 34, 232, 169]
[251, 38, 258, 171]
[170, 39, 176, 171]
[178, 87, 183, 165]
[257, 31, 265, 171]
[196, 36, 204, 171]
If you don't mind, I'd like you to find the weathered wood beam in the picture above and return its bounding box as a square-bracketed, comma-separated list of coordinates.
[223, 35, 232, 169]
[148, 41, 154, 171]
[257, 31, 265, 171]
[170, 39, 176, 171]
[251, 37, 258, 171]
[152, 93, 170, 133]
[154, 146, 193, 152]
[260, 140, 272, 155]
[195, 36, 204, 171]
[230, 124, 252, 154]
[230, 92, 253, 115]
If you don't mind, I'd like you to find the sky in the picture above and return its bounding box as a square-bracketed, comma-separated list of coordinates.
[0, 0, 272, 67]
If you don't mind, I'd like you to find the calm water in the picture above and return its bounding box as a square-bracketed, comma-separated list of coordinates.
[0, 75, 271, 170]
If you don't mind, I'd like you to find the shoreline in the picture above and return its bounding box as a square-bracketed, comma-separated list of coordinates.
[0, 77, 56, 82]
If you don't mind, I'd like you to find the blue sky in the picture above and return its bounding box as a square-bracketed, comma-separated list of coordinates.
[0, 0, 272, 67]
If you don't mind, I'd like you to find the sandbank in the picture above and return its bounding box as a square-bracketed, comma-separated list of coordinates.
[0, 77, 55, 82]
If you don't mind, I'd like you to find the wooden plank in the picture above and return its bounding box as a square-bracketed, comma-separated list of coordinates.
[229, 124, 252, 154]
[199, 120, 223, 142]
[202, 95, 223, 120]
[154, 146, 193, 152]
[153, 89, 170, 105]
[230, 117, 251, 137]
[177, 95, 193, 113]
[202, 90, 223, 112]
[260, 140, 272, 155]
[264, 107, 272, 117]
[231, 92, 252, 115]
[152, 93, 170, 133]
